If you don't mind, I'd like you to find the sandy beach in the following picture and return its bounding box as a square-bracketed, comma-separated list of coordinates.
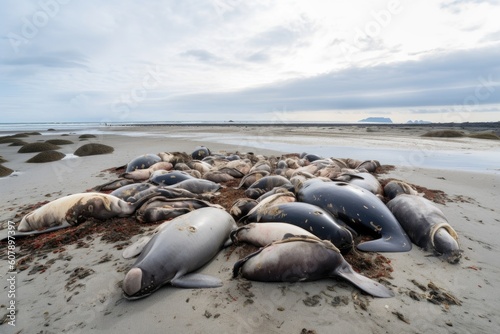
[1, 124, 499, 334]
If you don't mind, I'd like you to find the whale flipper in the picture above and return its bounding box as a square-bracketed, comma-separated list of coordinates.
[356, 234, 412, 253]
[122, 236, 152, 259]
[334, 260, 394, 298]
[0, 223, 71, 241]
[171, 273, 223, 288]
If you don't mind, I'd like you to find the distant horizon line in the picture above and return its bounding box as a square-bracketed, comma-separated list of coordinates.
[1, 120, 500, 129]
[1, 120, 500, 125]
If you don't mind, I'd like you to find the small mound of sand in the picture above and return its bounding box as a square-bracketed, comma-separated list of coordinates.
[10, 133, 30, 138]
[18, 142, 60, 153]
[0, 156, 6, 163]
[422, 130, 465, 138]
[27, 150, 66, 163]
[24, 131, 42, 135]
[79, 134, 97, 139]
[74, 143, 114, 156]
[0, 137, 24, 144]
[0, 164, 13, 177]
[468, 132, 500, 140]
[6, 139, 29, 146]
[45, 139, 74, 145]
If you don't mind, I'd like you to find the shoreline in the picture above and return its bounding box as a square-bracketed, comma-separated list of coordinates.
[2, 124, 499, 175]
[0, 126, 499, 333]
[1, 121, 499, 136]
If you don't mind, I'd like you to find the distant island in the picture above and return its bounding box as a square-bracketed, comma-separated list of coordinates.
[358, 117, 393, 123]
[357, 117, 433, 124]
[406, 120, 432, 124]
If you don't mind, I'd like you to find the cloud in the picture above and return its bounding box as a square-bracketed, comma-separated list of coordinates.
[409, 106, 500, 114]
[2, 53, 88, 69]
[481, 30, 500, 42]
[157, 44, 500, 113]
[250, 26, 298, 47]
[244, 51, 270, 63]
[180, 49, 221, 62]
[441, 0, 500, 13]
[0, 1, 499, 123]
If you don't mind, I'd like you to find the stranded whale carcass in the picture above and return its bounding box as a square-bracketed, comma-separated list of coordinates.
[233, 236, 394, 298]
[122, 207, 236, 300]
[17, 191, 158, 233]
[297, 179, 411, 252]
[387, 194, 462, 263]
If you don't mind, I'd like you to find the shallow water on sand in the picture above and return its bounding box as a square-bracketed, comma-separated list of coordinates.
[99, 130, 499, 173]
[191, 133, 500, 174]
[3, 126, 498, 174]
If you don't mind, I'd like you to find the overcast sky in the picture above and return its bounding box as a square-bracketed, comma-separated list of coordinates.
[1, 0, 499, 123]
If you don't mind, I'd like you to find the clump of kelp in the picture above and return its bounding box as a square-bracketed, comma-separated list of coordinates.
[45, 139, 74, 145]
[27, 151, 66, 163]
[18, 142, 60, 153]
[0, 138, 29, 146]
[79, 134, 97, 139]
[422, 129, 500, 140]
[421, 130, 465, 138]
[74, 143, 114, 156]
[468, 132, 500, 140]
[0, 164, 13, 177]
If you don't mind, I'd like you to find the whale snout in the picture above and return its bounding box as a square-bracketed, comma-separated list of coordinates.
[18, 216, 32, 232]
[123, 268, 143, 298]
[444, 249, 463, 264]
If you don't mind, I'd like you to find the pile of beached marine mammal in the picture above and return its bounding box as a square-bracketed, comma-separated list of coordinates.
[12, 146, 463, 300]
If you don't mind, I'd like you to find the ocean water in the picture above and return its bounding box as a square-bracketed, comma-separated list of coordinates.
[0, 122, 104, 133]
[1, 122, 498, 173]
[186, 133, 500, 174]
[0, 121, 207, 133]
[0, 120, 360, 133]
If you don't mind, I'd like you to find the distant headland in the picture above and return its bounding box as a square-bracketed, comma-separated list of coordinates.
[358, 117, 393, 123]
[357, 117, 434, 124]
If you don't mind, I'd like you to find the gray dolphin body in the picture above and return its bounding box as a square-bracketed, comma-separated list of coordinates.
[122, 207, 237, 300]
[297, 179, 411, 252]
[241, 202, 354, 252]
[93, 178, 135, 191]
[136, 197, 221, 223]
[387, 194, 462, 263]
[110, 183, 157, 202]
[245, 175, 293, 199]
[233, 236, 394, 298]
[341, 172, 383, 196]
[17, 191, 159, 233]
[125, 154, 161, 172]
[383, 180, 419, 200]
[2, 191, 160, 241]
[231, 222, 319, 247]
[166, 178, 221, 194]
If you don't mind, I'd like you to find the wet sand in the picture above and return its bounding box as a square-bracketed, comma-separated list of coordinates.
[0, 125, 499, 333]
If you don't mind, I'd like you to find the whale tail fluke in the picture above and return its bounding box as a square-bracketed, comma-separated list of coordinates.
[334, 260, 395, 298]
[356, 234, 412, 253]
